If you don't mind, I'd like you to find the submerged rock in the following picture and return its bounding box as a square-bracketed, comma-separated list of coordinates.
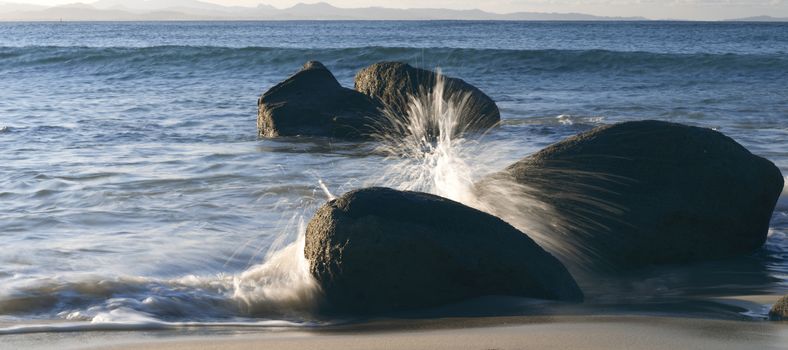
[770, 295, 788, 321]
[354, 62, 500, 133]
[304, 187, 583, 314]
[257, 61, 383, 138]
[476, 120, 784, 269]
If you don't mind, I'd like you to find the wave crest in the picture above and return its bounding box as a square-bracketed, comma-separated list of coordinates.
[1, 46, 785, 76]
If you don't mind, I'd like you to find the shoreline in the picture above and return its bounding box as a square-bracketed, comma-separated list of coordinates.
[1, 314, 785, 350]
[0, 293, 783, 333]
[1, 294, 786, 349]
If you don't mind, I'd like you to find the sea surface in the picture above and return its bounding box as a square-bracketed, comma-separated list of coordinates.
[0, 21, 786, 333]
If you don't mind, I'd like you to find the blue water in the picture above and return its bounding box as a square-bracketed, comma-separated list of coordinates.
[0, 21, 786, 331]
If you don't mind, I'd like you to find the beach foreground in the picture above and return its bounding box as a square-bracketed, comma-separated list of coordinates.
[1, 315, 785, 350]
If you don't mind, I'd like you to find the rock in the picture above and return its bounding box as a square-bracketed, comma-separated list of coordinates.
[354, 62, 500, 133]
[257, 61, 383, 138]
[769, 295, 788, 321]
[476, 120, 784, 269]
[304, 187, 583, 314]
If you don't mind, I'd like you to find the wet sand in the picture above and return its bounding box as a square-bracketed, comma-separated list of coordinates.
[2, 315, 786, 350]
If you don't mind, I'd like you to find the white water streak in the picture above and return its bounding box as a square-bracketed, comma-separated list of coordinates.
[372, 72, 480, 205]
[0, 69, 587, 329]
[232, 217, 321, 317]
[368, 70, 605, 268]
[318, 179, 336, 201]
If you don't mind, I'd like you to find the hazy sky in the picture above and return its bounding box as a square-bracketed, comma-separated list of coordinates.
[8, 0, 788, 20]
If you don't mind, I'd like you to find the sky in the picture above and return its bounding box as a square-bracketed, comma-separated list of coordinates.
[5, 0, 788, 20]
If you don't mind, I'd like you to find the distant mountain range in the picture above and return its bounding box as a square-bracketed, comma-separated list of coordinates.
[0, 1, 649, 21]
[0, 1, 786, 22]
[726, 16, 788, 22]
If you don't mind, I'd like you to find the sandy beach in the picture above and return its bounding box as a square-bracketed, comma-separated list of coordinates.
[0, 315, 784, 350]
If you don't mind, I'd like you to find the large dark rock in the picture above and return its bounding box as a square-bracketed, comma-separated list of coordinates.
[770, 295, 788, 321]
[304, 187, 582, 314]
[476, 120, 784, 269]
[354, 62, 500, 133]
[257, 61, 383, 138]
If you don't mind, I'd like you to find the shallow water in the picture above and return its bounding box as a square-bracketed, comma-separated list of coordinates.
[0, 21, 786, 332]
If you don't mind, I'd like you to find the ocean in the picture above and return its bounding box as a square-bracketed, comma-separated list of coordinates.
[0, 21, 786, 332]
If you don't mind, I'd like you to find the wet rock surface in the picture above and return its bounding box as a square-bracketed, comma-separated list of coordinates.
[770, 295, 788, 321]
[354, 62, 500, 133]
[257, 61, 383, 139]
[477, 120, 784, 269]
[305, 187, 583, 314]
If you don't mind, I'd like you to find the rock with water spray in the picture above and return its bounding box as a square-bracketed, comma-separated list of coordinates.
[304, 187, 583, 314]
[476, 120, 784, 269]
[257, 61, 383, 138]
[354, 62, 500, 133]
[770, 295, 788, 321]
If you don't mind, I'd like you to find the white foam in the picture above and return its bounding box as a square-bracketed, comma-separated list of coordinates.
[557, 114, 574, 125]
[0, 317, 309, 335]
[367, 72, 618, 268]
[371, 72, 480, 205]
[0, 219, 322, 330]
[232, 219, 322, 317]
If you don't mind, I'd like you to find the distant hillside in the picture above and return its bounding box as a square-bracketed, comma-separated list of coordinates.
[0, 1, 648, 21]
[726, 16, 788, 22]
[0, 2, 46, 13]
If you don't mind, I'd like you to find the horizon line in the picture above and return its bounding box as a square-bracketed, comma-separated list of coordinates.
[1, 2, 786, 22]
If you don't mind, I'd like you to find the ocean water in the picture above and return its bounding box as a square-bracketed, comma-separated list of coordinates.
[0, 21, 786, 332]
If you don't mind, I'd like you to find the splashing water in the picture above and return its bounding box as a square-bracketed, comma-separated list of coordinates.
[367, 70, 546, 235]
[0, 220, 321, 325]
[2, 63, 785, 334]
[367, 70, 620, 271]
[318, 179, 336, 201]
[232, 217, 322, 317]
[472, 167, 629, 270]
[0, 68, 613, 332]
[371, 72, 482, 205]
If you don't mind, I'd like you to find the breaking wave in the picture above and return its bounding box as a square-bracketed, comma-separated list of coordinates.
[1, 46, 785, 77]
